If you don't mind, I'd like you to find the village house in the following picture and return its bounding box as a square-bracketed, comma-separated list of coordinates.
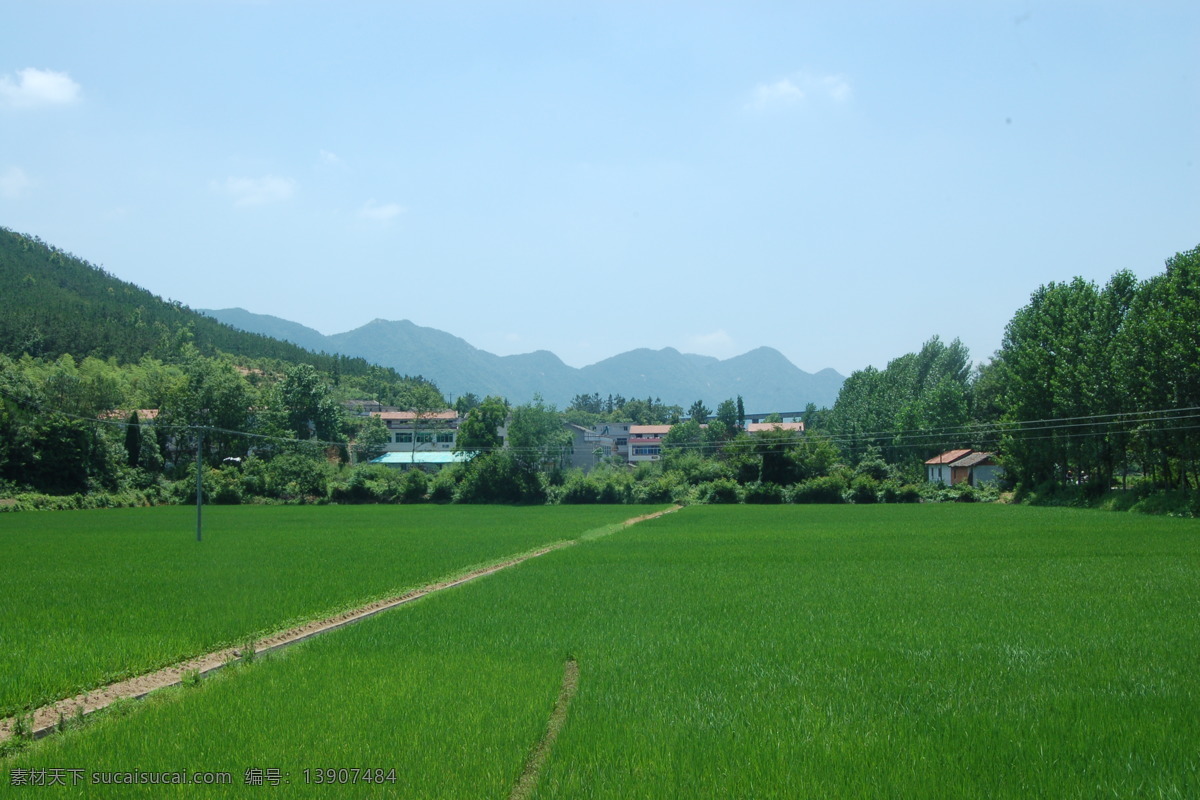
[745, 421, 805, 434]
[925, 449, 1004, 487]
[359, 408, 809, 472]
[627, 425, 671, 463]
[368, 409, 464, 471]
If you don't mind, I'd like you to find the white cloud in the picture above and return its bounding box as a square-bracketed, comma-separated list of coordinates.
[0, 166, 32, 199]
[214, 175, 296, 207]
[319, 149, 342, 166]
[747, 71, 852, 111]
[0, 68, 82, 108]
[749, 79, 807, 109]
[689, 329, 735, 356]
[360, 199, 406, 222]
[820, 74, 853, 103]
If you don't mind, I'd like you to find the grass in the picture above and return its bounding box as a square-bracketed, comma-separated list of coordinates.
[4, 504, 1198, 797]
[0, 504, 665, 717]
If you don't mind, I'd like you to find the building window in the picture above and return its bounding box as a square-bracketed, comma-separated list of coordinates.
[394, 432, 413, 444]
[416, 432, 433, 443]
[616, 438, 628, 446]
[633, 446, 661, 456]
[436, 432, 454, 444]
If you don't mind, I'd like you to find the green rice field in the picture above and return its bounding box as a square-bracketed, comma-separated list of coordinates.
[0, 504, 665, 717]
[4, 504, 1199, 797]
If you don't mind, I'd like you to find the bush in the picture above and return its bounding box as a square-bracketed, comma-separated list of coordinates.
[743, 482, 784, 504]
[896, 484, 923, 503]
[427, 466, 460, 503]
[670, 483, 700, 506]
[399, 469, 429, 503]
[791, 475, 847, 504]
[330, 465, 389, 504]
[455, 452, 545, 504]
[596, 479, 627, 504]
[664, 453, 733, 486]
[847, 476, 879, 504]
[695, 478, 742, 504]
[329, 464, 435, 504]
[1129, 490, 1198, 517]
[630, 474, 677, 504]
[210, 468, 244, 505]
[169, 467, 210, 504]
[559, 471, 600, 504]
[854, 450, 890, 482]
[264, 452, 331, 502]
[0, 489, 159, 512]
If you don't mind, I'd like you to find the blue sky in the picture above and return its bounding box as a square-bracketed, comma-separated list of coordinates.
[2, 2, 1196, 376]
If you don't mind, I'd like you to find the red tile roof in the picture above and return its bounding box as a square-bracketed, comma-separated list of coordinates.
[954, 452, 997, 467]
[746, 422, 805, 433]
[374, 410, 459, 422]
[924, 449, 974, 466]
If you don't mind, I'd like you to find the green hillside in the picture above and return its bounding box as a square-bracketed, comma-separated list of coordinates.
[0, 227, 432, 392]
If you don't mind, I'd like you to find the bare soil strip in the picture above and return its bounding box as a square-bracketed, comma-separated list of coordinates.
[510, 659, 580, 800]
[0, 506, 678, 745]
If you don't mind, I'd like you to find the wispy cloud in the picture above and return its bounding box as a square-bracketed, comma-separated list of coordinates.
[689, 329, 735, 357]
[318, 149, 342, 166]
[0, 68, 82, 108]
[0, 166, 32, 199]
[746, 71, 852, 111]
[360, 199, 406, 222]
[214, 175, 296, 207]
[750, 79, 806, 109]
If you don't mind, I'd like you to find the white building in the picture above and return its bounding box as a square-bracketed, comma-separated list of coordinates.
[925, 449, 1003, 486]
[373, 410, 461, 453]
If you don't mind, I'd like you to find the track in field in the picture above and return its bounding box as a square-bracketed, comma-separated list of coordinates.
[0, 506, 679, 745]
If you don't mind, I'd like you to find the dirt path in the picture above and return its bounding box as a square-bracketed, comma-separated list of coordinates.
[510, 659, 579, 800]
[0, 505, 679, 745]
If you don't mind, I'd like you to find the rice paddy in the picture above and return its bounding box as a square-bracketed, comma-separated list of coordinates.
[0, 504, 664, 717]
[3, 504, 1198, 797]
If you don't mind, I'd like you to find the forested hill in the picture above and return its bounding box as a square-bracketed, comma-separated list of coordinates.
[0, 227, 433, 391]
[200, 310, 847, 410]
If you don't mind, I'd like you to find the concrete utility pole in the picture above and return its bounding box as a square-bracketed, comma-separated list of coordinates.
[195, 428, 204, 542]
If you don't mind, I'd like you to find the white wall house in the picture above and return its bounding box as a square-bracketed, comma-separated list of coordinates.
[925, 449, 1004, 486]
[373, 410, 460, 453]
[628, 425, 670, 463]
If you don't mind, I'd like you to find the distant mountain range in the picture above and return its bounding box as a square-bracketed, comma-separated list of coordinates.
[201, 308, 846, 411]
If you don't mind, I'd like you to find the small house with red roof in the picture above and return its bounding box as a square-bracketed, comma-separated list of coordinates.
[925, 449, 1003, 486]
[628, 424, 672, 462]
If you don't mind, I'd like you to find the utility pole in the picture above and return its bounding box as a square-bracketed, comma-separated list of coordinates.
[195, 428, 204, 542]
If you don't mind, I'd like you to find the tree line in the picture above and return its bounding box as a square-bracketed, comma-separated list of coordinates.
[1, 236, 1197, 512]
[826, 243, 1200, 505]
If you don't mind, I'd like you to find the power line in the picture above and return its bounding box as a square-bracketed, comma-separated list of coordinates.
[4, 383, 1200, 462]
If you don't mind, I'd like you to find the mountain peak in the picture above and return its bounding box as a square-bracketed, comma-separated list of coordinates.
[201, 308, 845, 408]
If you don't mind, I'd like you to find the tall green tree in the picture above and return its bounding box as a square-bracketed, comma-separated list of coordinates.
[715, 399, 740, 434]
[456, 396, 508, 457]
[829, 336, 973, 466]
[506, 395, 571, 470]
[1116, 246, 1200, 488]
[991, 279, 1104, 488]
[278, 364, 342, 442]
[351, 413, 390, 463]
[453, 392, 481, 416]
[159, 349, 255, 466]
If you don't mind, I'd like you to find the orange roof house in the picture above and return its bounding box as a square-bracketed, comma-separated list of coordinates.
[925, 449, 1003, 487]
